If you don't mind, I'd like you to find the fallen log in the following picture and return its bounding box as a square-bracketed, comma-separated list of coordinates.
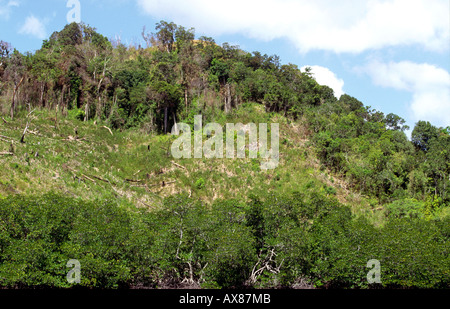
[91, 175, 112, 184]
[63, 164, 96, 184]
[125, 177, 143, 182]
[148, 180, 176, 188]
[81, 174, 96, 183]
[102, 126, 113, 136]
[171, 161, 187, 170]
[163, 180, 176, 186]
[133, 170, 142, 176]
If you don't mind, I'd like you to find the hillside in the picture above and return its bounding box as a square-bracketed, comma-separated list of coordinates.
[0, 103, 370, 206]
[0, 22, 448, 289]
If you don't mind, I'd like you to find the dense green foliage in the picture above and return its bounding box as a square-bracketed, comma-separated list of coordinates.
[0, 193, 448, 288]
[0, 22, 449, 289]
[309, 95, 449, 205]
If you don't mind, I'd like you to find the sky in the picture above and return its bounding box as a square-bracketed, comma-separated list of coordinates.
[1, 0, 449, 134]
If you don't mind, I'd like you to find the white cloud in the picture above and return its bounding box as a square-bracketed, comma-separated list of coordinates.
[19, 15, 47, 40]
[0, 0, 20, 20]
[136, 0, 449, 54]
[301, 65, 345, 99]
[362, 60, 450, 127]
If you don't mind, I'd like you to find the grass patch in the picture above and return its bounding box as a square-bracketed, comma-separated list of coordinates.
[0, 105, 378, 219]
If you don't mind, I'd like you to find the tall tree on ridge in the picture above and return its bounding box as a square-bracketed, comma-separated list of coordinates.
[155, 20, 177, 53]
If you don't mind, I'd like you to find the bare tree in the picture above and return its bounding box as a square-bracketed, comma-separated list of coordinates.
[5, 51, 26, 120]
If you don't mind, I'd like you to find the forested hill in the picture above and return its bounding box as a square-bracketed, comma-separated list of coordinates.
[0, 22, 449, 289]
[1, 21, 448, 204]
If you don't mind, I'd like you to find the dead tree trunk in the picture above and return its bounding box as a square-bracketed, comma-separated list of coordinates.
[84, 101, 89, 122]
[20, 121, 29, 143]
[224, 83, 232, 113]
[184, 87, 188, 114]
[55, 103, 59, 129]
[228, 84, 232, 111]
[172, 111, 178, 133]
[60, 84, 66, 119]
[39, 82, 45, 107]
[108, 94, 117, 120]
[97, 95, 102, 120]
[164, 106, 168, 134]
[10, 76, 25, 120]
[96, 57, 110, 120]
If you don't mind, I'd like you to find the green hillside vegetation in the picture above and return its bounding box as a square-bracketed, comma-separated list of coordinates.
[0, 22, 448, 289]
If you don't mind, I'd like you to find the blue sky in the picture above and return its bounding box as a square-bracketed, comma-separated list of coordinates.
[1, 0, 449, 134]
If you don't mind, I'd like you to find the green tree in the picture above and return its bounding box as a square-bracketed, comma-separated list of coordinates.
[411, 120, 439, 152]
[57, 22, 83, 47]
[175, 25, 195, 52]
[426, 134, 450, 201]
[175, 26, 198, 113]
[385, 113, 409, 131]
[339, 94, 364, 113]
[154, 20, 177, 53]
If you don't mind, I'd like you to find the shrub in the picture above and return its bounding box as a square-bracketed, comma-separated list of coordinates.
[0, 192, 448, 289]
[0, 194, 138, 288]
[385, 198, 425, 219]
[195, 177, 206, 190]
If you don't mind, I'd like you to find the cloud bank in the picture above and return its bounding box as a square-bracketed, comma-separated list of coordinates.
[136, 0, 449, 54]
[363, 60, 450, 127]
